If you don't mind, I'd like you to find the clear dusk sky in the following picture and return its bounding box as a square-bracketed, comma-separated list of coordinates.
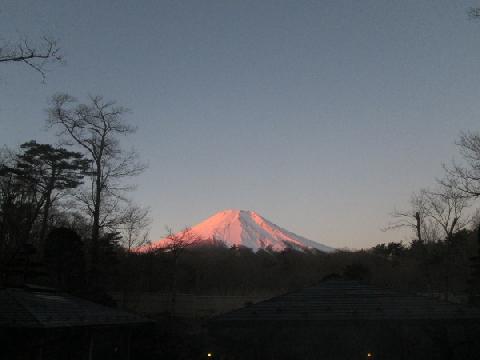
[1, 0, 480, 249]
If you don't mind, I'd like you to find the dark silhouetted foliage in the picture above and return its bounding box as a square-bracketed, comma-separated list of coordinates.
[44, 227, 85, 292]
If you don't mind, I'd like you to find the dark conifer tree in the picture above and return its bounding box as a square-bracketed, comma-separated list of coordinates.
[15, 141, 89, 248]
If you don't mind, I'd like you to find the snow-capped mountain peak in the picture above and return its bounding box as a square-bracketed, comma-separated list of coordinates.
[149, 209, 334, 252]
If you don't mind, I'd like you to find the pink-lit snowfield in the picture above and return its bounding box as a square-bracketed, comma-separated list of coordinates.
[147, 209, 334, 252]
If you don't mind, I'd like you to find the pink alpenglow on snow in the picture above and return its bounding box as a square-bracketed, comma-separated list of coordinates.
[147, 209, 334, 252]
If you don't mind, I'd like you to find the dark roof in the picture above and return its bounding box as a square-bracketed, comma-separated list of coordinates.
[0, 288, 151, 328]
[211, 280, 480, 325]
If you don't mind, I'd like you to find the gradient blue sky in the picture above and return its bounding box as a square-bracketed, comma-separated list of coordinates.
[1, 0, 480, 248]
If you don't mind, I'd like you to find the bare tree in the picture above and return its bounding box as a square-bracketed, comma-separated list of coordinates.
[444, 132, 480, 197]
[162, 227, 201, 254]
[424, 186, 471, 300]
[117, 203, 151, 307]
[384, 190, 439, 243]
[443, 131, 480, 299]
[423, 187, 470, 242]
[387, 185, 470, 300]
[0, 37, 62, 79]
[118, 203, 151, 252]
[157, 227, 200, 318]
[47, 93, 145, 281]
[468, 7, 480, 19]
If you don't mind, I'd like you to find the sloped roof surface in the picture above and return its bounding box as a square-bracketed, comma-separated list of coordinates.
[0, 288, 150, 328]
[212, 280, 480, 324]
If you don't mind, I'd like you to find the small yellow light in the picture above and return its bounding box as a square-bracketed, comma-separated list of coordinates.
[207, 353, 212, 358]
[367, 352, 373, 358]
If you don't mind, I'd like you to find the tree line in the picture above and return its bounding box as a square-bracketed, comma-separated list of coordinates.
[379, 131, 480, 302]
[1, 100, 480, 306]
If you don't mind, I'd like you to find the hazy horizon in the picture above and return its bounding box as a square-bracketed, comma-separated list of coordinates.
[2, 0, 480, 248]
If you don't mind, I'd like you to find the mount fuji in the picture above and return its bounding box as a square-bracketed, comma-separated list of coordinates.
[148, 209, 334, 252]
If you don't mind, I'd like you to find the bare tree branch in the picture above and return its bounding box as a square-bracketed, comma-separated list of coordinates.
[0, 37, 63, 79]
[117, 203, 151, 252]
[443, 131, 480, 197]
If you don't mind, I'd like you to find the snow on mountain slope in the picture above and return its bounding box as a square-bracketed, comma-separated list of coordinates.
[148, 209, 334, 252]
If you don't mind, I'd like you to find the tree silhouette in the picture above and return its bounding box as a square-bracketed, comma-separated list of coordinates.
[441, 132, 480, 301]
[47, 94, 145, 285]
[158, 227, 200, 317]
[14, 141, 89, 249]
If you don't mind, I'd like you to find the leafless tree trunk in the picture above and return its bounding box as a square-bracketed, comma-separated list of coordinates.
[47, 94, 145, 286]
[422, 186, 470, 301]
[415, 211, 422, 243]
[118, 203, 151, 307]
[384, 190, 435, 242]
